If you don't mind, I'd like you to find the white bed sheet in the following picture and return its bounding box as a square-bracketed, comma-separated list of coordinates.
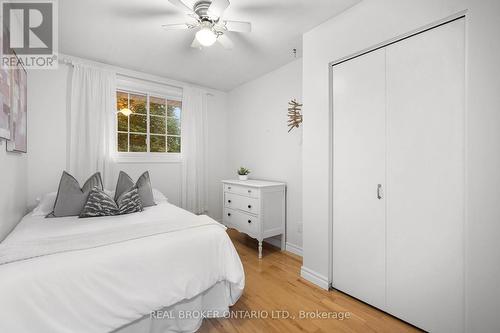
[115, 280, 231, 333]
[0, 203, 245, 333]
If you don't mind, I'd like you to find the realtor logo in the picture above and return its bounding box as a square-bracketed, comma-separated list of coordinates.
[1, 0, 58, 69]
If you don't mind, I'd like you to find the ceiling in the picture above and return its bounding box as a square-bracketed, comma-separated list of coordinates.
[59, 0, 359, 91]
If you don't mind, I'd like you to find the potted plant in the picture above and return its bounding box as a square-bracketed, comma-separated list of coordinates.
[237, 167, 251, 181]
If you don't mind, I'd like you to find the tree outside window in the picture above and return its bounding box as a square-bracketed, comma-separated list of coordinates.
[116, 90, 181, 153]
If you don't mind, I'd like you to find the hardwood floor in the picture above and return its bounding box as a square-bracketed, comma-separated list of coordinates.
[199, 229, 422, 333]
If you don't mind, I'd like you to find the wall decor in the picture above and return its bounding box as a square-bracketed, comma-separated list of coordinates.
[287, 99, 303, 133]
[6, 52, 27, 153]
[0, 27, 11, 140]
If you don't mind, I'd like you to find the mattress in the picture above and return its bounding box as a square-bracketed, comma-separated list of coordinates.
[0, 202, 245, 332]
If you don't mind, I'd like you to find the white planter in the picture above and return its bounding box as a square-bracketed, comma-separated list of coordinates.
[238, 175, 248, 181]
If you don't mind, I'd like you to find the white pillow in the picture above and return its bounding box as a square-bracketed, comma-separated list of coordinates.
[152, 188, 168, 203]
[32, 192, 57, 216]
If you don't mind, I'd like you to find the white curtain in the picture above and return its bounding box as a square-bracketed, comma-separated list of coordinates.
[181, 86, 208, 214]
[69, 64, 116, 185]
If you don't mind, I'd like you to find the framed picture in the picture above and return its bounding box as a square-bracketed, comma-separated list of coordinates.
[6, 52, 27, 153]
[0, 24, 11, 140]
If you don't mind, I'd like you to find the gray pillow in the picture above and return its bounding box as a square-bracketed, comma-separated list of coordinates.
[114, 171, 155, 207]
[47, 171, 103, 218]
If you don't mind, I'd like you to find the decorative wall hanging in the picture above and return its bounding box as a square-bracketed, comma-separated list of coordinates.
[0, 28, 11, 140]
[5, 54, 27, 153]
[287, 99, 303, 133]
[0, 24, 27, 153]
[0, 70, 10, 140]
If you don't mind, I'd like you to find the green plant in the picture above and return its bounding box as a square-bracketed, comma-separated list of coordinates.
[237, 167, 251, 176]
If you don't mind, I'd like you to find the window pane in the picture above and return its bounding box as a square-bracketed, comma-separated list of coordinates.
[167, 136, 181, 153]
[130, 94, 147, 114]
[117, 91, 128, 111]
[167, 100, 182, 119]
[130, 114, 147, 133]
[167, 117, 181, 135]
[150, 96, 166, 116]
[150, 115, 166, 134]
[118, 132, 128, 152]
[129, 134, 147, 152]
[117, 113, 128, 132]
[150, 135, 166, 152]
[115, 90, 183, 154]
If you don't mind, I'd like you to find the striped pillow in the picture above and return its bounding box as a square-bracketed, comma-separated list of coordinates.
[116, 186, 143, 215]
[79, 186, 143, 218]
[79, 187, 118, 218]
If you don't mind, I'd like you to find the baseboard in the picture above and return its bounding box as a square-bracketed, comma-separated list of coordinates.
[263, 238, 303, 257]
[300, 266, 329, 290]
[285, 242, 303, 256]
[263, 237, 281, 248]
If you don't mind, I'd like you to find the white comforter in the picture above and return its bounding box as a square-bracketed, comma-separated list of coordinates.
[0, 203, 245, 333]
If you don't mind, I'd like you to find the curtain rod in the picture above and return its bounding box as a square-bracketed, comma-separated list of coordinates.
[58, 54, 185, 90]
[57, 54, 219, 96]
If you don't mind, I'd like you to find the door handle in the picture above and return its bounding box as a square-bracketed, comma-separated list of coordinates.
[377, 184, 383, 200]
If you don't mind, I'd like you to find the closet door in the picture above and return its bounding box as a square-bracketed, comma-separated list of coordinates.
[386, 19, 465, 332]
[332, 49, 386, 309]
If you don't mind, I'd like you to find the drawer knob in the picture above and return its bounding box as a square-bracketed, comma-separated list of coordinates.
[228, 186, 232, 190]
[228, 200, 231, 203]
[227, 213, 231, 217]
[248, 190, 252, 193]
[248, 220, 252, 223]
[248, 205, 252, 209]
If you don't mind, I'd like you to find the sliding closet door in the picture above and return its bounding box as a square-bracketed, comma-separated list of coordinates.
[386, 19, 465, 332]
[332, 49, 386, 309]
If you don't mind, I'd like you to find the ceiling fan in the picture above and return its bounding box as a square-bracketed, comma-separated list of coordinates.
[162, 0, 252, 49]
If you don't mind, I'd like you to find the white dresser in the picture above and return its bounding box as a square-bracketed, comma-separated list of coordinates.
[222, 180, 286, 258]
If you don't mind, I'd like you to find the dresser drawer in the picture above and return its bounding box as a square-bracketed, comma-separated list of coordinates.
[223, 184, 260, 198]
[222, 179, 286, 259]
[223, 208, 260, 236]
[224, 192, 260, 215]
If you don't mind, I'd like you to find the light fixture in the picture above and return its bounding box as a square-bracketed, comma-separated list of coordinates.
[119, 108, 132, 117]
[195, 23, 217, 47]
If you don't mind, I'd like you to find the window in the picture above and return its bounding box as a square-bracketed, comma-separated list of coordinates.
[116, 90, 182, 154]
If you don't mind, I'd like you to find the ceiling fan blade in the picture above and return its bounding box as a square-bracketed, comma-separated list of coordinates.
[207, 0, 230, 19]
[162, 23, 190, 30]
[191, 36, 202, 49]
[168, 0, 193, 14]
[217, 34, 234, 49]
[224, 20, 251, 33]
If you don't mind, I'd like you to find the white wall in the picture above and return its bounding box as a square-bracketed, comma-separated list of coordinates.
[0, 141, 27, 240]
[206, 93, 230, 222]
[301, 0, 500, 331]
[27, 64, 229, 222]
[227, 59, 303, 251]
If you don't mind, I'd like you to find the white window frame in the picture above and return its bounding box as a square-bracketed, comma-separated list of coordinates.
[113, 78, 183, 164]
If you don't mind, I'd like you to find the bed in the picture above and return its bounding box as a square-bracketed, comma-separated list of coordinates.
[0, 201, 245, 333]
